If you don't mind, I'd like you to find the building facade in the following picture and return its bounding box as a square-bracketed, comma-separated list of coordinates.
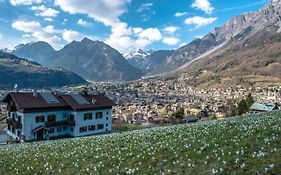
[3, 92, 114, 141]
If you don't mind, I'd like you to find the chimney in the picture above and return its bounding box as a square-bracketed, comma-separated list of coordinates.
[92, 98, 96, 104]
[32, 90, 37, 98]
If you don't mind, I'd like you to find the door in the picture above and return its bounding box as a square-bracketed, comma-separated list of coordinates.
[36, 130, 44, 140]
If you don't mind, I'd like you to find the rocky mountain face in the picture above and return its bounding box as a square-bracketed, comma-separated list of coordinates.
[158, 0, 281, 75]
[144, 50, 176, 74]
[124, 49, 152, 70]
[0, 51, 86, 89]
[166, 0, 281, 87]
[45, 38, 142, 82]
[157, 33, 220, 74]
[125, 49, 175, 74]
[12, 41, 55, 64]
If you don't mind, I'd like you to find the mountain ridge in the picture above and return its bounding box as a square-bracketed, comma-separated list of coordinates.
[0, 51, 86, 89]
[44, 38, 143, 82]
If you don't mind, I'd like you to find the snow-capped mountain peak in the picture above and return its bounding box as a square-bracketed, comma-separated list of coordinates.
[124, 48, 150, 60]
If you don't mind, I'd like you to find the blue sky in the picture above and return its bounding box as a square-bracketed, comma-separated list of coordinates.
[0, 0, 269, 53]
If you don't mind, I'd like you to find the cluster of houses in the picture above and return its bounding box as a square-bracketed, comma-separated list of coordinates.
[90, 81, 281, 125]
[0, 81, 280, 142]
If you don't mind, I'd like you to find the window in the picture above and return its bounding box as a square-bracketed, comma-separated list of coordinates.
[17, 130, 21, 137]
[71, 127, 74, 132]
[57, 127, 62, 133]
[48, 115, 56, 122]
[7, 125, 11, 131]
[84, 113, 92, 120]
[49, 128, 54, 133]
[106, 123, 108, 127]
[63, 114, 67, 118]
[97, 124, 104, 130]
[63, 127, 67, 131]
[79, 126, 87, 133]
[106, 117, 108, 120]
[36, 116, 45, 123]
[96, 112, 103, 119]
[70, 114, 75, 121]
[106, 111, 109, 115]
[88, 125, 95, 131]
[18, 115, 21, 122]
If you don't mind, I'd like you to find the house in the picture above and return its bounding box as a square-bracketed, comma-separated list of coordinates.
[184, 116, 198, 123]
[250, 102, 279, 113]
[2, 91, 115, 142]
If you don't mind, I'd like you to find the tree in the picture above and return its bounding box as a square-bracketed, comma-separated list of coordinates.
[237, 99, 248, 115]
[245, 93, 254, 108]
[172, 108, 185, 119]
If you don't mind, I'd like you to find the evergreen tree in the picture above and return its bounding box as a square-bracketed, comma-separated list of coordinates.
[237, 99, 248, 115]
[245, 93, 254, 108]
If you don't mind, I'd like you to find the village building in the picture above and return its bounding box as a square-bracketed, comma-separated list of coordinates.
[250, 102, 279, 113]
[2, 91, 114, 142]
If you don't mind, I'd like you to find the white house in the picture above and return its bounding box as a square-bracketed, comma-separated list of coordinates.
[3, 91, 115, 142]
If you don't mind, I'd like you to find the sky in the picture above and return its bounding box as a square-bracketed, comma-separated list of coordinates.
[0, 0, 269, 53]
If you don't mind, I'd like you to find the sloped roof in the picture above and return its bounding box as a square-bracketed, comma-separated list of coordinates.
[2, 92, 114, 112]
[250, 102, 277, 112]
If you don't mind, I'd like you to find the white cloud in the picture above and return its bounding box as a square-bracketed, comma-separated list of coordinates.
[191, 0, 214, 14]
[164, 26, 179, 33]
[12, 21, 41, 33]
[11, 20, 85, 49]
[137, 3, 153, 12]
[55, 0, 131, 26]
[31, 5, 59, 17]
[10, 0, 41, 6]
[77, 19, 89, 27]
[62, 30, 83, 42]
[0, 33, 2, 39]
[162, 37, 180, 45]
[175, 12, 188, 17]
[44, 18, 53, 22]
[138, 28, 162, 41]
[180, 43, 186, 47]
[22, 34, 31, 38]
[54, 0, 162, 53]
[106, 24, 162, 53]
[185, 16, 217, 28]
[132, 27, 143, 34]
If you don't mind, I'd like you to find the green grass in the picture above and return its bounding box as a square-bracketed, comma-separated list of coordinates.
[0, 111, 280, 174]
[112, 123, 148, 132]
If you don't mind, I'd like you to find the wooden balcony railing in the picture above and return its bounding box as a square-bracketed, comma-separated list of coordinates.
[7, 118, 21, 129]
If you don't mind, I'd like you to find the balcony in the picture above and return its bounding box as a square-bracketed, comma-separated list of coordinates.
[46, 120, 76, 127]
[7, 118, 21, 129]
[7, 105, 17, 112]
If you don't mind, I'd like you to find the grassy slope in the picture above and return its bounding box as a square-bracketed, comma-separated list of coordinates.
[0, 111, 280, 174]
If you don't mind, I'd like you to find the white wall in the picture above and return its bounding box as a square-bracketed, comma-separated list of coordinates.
[74, 109, 112, 137]
[7, 108, 113, 141]
[22, 110, 72, 141]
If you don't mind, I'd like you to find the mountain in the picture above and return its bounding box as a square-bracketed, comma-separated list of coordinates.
[155, 33, 221, 74]
[0, 51, 86, 89]
[144, 50, 175, 74]
[156, 0, 281, 76]
[165, 0, 281, 87]
[125, 49, 175, 74]
[11, 41, 55, 64]
[45, 38, 142, 82]
[124, 49, 152, 69]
